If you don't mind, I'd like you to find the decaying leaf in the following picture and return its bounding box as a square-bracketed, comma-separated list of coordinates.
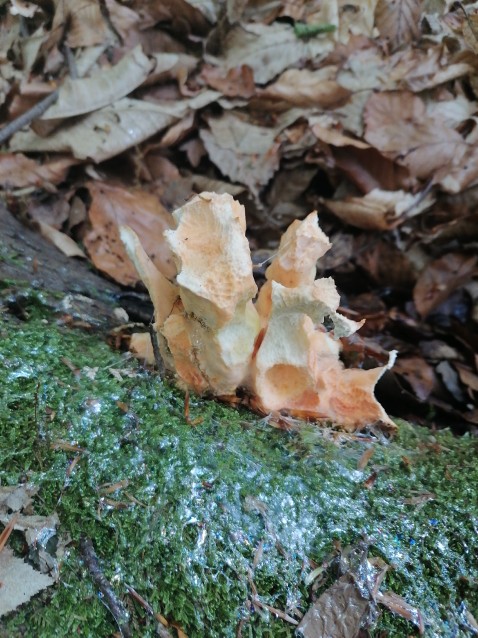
[413, 253, 478, 318]
[122, 192, 396, 432]
[41, 45, 154, 120]
[0, 547, 55, 617]
[0, 485, 60, 617]
[323, 188, 435, 230]
[375, 0, 422, 50]
[9, 92, 219, 162]
[199, 113, 281, 197]
[258, 67, 351, 109]
[208, 22, 334, 84]
[0, 153, 77, 189]
[364, 92, 468, 180]
[84, 181, 176, 286]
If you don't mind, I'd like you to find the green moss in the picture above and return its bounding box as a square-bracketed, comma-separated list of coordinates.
[0, 311, 477, 637]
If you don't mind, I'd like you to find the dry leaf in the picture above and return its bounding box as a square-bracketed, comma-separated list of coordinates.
[0, 547, 55, 617]
[0, 153, 76, 189]
[199, 111, 297, 196]
[322, 188, 435, 230]
[10, 92, 219, 162]
[200, 64, 255, 98]
[413, 253, 478, 317]
[47, 0, 112, 50]
[10, 0, 40, 18]
[258, 67, 351, 109]
[394, 355, 437, 401]
[297, 574, 370, 637]
[375, 0, 422, 50]
[364, 91, 467, 179]
[0, 485, 37, 513]
[84, 181, 176, 286]
[41, 45, 154, 120]
[208, 22, 334, 84]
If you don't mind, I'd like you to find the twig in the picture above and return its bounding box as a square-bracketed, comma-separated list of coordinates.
[0, 514, 19, 553]
[0, 89, 59, 146]
[125, 584, 173, 638]
[79, 537, 132, 638]
[63, 43, 78, 79]
[149, 323, 164, 376]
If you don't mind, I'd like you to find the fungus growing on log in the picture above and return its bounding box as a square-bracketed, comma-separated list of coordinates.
[121, 192, 396, 433]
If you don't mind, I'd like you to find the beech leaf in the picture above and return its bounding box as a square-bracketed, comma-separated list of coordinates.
[41, 45, 154, 120]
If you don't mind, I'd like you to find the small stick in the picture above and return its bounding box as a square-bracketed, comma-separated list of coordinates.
[63, 43, 78, 79]
[0, 514, 19, 553]
[149, 323, 164, 376]
[125, 584, 173, 638]
[79, 537, 132, 638]
[0, 89, 59, 146]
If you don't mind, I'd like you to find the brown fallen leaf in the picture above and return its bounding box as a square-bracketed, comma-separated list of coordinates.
[375, 0, 422, 50]
[297, 574, 370, 638]
[209, 21, 334, 84]
[393, 356, 437, 402]
[322, 188, 435, 230]
[364, 91, 467, 180]
[9, 92, 219, 162]
[258, 67, 351, 109]
[0, 153, 76, 189]
[84, 181, 176, 286]
[40, 45, 154, 120]
[200, 64, 255, 98]
[199, 113, 283, 197]
[46, 0, 112, 50]
[413, 253, 478, 318]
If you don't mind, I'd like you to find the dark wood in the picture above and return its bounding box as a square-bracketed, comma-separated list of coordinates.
[0, 204, 152, 328]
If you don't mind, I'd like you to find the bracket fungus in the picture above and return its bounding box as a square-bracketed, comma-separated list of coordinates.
[121, 192, 396, 433]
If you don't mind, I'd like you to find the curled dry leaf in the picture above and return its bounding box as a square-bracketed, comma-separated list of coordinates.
[322, 188, 435, 230]
[121, 192, 396, 432]
[258, 67, 351, 109]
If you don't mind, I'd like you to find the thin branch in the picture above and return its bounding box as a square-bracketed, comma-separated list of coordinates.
[79, 536, 132, 638]
[125, 584, 173, 638]
[63, 43, 78, 80]
[0, 89, 59, 146]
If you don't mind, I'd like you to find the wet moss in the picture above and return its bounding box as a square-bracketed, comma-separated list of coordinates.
[0, 311, 477, 637]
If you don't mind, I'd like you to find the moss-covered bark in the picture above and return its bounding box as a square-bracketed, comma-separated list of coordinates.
[0, 296, 477, 637]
